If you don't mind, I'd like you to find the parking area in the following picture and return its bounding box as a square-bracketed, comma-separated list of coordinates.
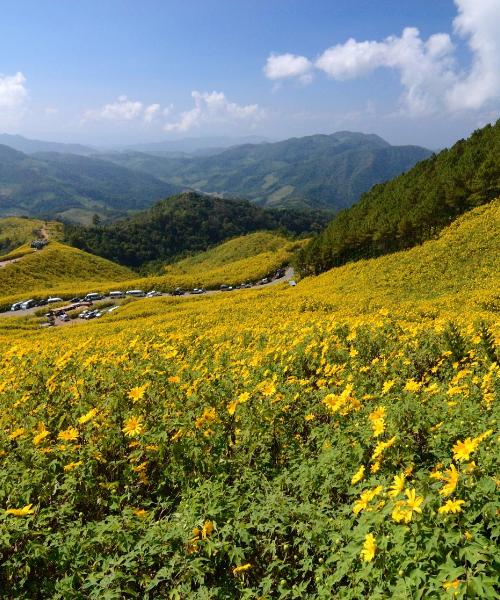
[1, 267, 295, 327]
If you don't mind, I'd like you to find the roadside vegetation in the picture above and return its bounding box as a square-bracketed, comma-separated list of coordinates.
[0, 200, 498, 597]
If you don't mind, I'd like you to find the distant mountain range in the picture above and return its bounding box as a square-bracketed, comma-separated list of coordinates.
[0, 145, 181, 223]
[0, 130, 431, 220]
[0, 133, 96, 156]
[98, 131, 432, 210]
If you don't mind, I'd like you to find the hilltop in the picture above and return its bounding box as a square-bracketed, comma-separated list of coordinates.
[64, 191, 329, 268]
[297, 120, 500, 275]
[0, 144, 181, 223]
[0, 216, 63, 256]
[98, 131, 431, 210]
[0, 240, 133, 298]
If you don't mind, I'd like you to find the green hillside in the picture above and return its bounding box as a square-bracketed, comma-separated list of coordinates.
[0, 144, 181, 223]
[0, 241, 133, 297]
[64, 191, 329, 268]
[98, 131, 431, 210]
[297, 120, 500, 275]
[0, 216, 63, 255]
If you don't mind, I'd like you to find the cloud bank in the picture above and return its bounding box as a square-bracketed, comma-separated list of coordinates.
[264, 0, 500, 115]
[83, 96, 165, 123]
[165, 91, 264, 132]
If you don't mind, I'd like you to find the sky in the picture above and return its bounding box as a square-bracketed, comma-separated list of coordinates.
[0, 0, 499, 149]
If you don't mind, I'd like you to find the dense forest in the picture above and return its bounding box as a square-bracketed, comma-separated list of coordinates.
[64, 191, 330, 268]
[296, 120, 500, 275]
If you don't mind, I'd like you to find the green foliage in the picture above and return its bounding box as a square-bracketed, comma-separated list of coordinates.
[0, 144, 180, 223]
[99, 131, 431, 210]
[64, 191, 328, 268]
[297, 121, 500, 275]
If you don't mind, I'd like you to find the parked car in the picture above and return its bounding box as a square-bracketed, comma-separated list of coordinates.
[109, 291, 125, 299]
[191, 288, 206, 295]
[220, 285, 233, 291]
[289, 280, 297, 287]
[69, 297, 82, 303]
[47, 297, 63, 304]
[126, 290, 146, 297]
[10, 302, 23, 311]
[171, 288, 185, 296]
[84, 293, 104, 302]
[20, 299, 36, 310]
[146, 290, 162, 297]
[258, 278, 270, 285]
[59, 313, 70, 322]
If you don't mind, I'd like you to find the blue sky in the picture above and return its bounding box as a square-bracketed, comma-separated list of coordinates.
[0, 0, 498, 148]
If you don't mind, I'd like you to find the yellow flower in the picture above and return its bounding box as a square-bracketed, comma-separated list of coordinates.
[382, 380, 396, 394]
[33, 425, 50, 446]
[452, 437, 479, 462]
[392, 502, 412, 523]
[439, 464, 459, 497]
[64, 461, 82, 472]
[128, 383, 149, 402]
[6, 503, 35, 517]
[167, 375, 180, 384]
[353, 486, 383, 515]
[238, 391, 250, 404]
[388, 473, 405, 498]
[405, 488, 424, 514]
[443, 579, 460, 591]
[438, 499, 465, 514]
[360, 533, 376, 562]
[201, 519, 214, 539]
[404, 380, 422, 392]
[227, 400, 239, 416]
[372, 436, 397, 461]
[257, 380, 276, 396]
[8, 427, 25, 440]
[78, 408, 97, 424]
[232, 563, 251, 575]
[57, 427, 78, 442]
[351, 466, 365, 485]
[304, 413, 315, 421]
[133, 508, 148, 518]
[122, 416, 144, 437]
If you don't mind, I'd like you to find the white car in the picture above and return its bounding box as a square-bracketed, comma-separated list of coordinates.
[126, 290, 146, 297]
[109, 291, 125, 299]
[47, 297, 63, 304]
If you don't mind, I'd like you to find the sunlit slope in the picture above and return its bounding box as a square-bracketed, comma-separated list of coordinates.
[302, 198, 499, 314]
[163, 232, 303, 285]
[0, 241, 134, 297]
[0, 232, 300, 306]
[0, 216, 63, 255]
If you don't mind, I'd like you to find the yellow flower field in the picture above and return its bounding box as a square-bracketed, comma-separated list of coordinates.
[0, 202, 498, 597]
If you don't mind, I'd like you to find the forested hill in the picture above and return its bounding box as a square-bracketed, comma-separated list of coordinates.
[296, 120, 500, 276]
[0, 145, 181, 223]
[64, 191, 330, 268]
[97, 131, 431, 210]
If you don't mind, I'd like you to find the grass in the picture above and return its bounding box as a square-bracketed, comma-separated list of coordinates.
[0, 216, 63, 251]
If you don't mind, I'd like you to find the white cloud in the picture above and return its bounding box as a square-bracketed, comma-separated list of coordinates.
[0, 72, 27, 110]
[143, 103, 160, 123]
[84, 95, 143, 121]
[446, 0, 500, 110]
[264, 0, 500, 115]
[165, 91, 264, 132]
[264, 53, 313, 84]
